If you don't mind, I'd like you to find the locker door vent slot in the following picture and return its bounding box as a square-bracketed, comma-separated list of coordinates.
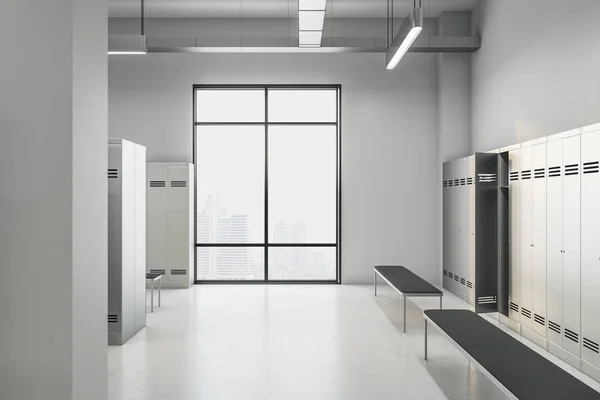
[149, 269, 166, 275]
[509, 171, 519, 181]
[548, 166, 561, 178]
[171, 180, 187, 188]
[534, 168, 546, 179]
[460, 178, 466, 186]
[564, 164, 579, 176]
[534, 314, 546, 326]
[150, 180, 166, 188]
[548, 321, 561, 334]
[454, 275, 459, 282]
[108, 314, 119, 323]
[467, 177, 474, 185]
[509, 302, 519, 313]
[170, 269, 187, 276]
[454, 179, 460, 186]
[448, 180, 454, 187]
[460, 278, 466, 285]
[467, 281, 473, 289]
[583, 161, 599, 174]
[521, 170, 532, 180]
[108, 169, 119, 179]
[443, 269, 448, 276]
[448, 272, 453, 279]
[443, 180, 448, 188]
[583, 338, 600, 354]
[521, 308, 532, 319]
[477, 296, 497, 305]
[477, 173, 497, 183]
[564, 329, 580, 343]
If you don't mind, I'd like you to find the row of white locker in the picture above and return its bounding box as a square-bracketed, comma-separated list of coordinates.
[506, 127, 600, 370]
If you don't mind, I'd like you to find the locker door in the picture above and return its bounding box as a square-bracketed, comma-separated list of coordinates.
[562, 135, 581, 356]
[168, 166, 192, 281]
[519, 145, 534, 330]
[532, 143, 547, 337]
[546, 139, 563, 346]
[508, 149, 521, 322]
[443, 162, 454, 291]
[453, 159, 468, 299]
[467, 156, 476, 306]
[147, 164, 169, 276]
[581, 130, 600, 367]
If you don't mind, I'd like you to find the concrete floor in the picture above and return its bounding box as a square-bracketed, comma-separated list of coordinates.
[108, 284, 600, 400]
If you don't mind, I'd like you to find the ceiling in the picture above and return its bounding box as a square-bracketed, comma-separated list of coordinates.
[109, 0, 479, 19]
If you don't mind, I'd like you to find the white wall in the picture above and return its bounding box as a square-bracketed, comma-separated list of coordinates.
[471, 0, 600, 152]
[109, 53, 441, 284]
[0, 1, 107, 399]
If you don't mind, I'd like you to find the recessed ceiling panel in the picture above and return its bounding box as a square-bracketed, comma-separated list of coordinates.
[109, 0, 479, 19]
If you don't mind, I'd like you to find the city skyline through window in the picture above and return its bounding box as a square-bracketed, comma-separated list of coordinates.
[194, 86, 341, 282]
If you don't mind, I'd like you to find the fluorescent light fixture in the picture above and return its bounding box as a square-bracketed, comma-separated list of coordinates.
[108, 35, 147, 55]
[299, 10, 325, 31]
[299, 0, 326, 11]
[299, 31, 323, 46]
[385, 7, 423, 70]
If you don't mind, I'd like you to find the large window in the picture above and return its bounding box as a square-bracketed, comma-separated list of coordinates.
[193, 85, 341, 283]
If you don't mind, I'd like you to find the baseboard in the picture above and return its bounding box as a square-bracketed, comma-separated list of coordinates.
[521, 325, 548, 350]
[159, 280, 193, 289]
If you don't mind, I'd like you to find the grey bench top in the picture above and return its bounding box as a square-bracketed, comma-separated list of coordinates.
[146, 273, 162, 280]
[424, 309, 600, 400]
[374, 266, 442, 295]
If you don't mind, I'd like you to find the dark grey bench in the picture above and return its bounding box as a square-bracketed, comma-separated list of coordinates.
[424, 310, 600, 400]
[373, 266, 443, 333]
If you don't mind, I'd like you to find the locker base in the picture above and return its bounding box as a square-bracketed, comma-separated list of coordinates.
[521, 325, 547, 350]
[497, 312, 520, 334]
[548, 341, 582, 370]
[581, 360, 600, 383]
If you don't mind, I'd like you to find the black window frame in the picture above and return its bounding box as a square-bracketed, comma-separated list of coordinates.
[192, 84, 342, 284]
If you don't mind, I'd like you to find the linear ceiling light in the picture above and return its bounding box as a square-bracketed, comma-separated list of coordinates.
[108, 0, 147, 55]
[299, 10, 325, 31]
[298, 0, 326, 48]
[385, 4, 423, 69]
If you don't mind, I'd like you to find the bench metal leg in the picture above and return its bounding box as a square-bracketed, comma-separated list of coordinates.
[374, 270, 377, 296]
[424, 319, 428, 360]
[403, 295, 407, 333]
[440, 296, 443, 309]
[158, 278, 162, 307]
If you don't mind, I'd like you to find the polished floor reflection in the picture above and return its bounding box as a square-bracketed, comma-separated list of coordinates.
[108, 284, 600, 400]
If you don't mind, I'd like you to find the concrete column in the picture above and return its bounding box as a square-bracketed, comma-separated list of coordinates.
[0, 1, 108, 399]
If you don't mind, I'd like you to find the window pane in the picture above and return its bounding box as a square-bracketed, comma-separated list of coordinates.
[268, 247, 336, 280]
[196, 126, 264, 243]
[268, 126, 337, 243]
[197, 247, 264, 280]
[196, 89, 265, 123]
[268, 89, 337, 122]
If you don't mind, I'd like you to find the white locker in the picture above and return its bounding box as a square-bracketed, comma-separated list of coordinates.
[147, 164, 169, 277]
[531, 143, 547, 337]
[466, 156, 476, 306]
[546, 139, 563, 346]
[147, 163, 195, 289]
[581, 129, 600, 367]
[508, 149, 521, 322]
[108, 139, 146, 345]
[519, 145, 534, 330]
[562, 135, 581, 356]
[453, 158, 468, 300]
[442, 162, 454, 291]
